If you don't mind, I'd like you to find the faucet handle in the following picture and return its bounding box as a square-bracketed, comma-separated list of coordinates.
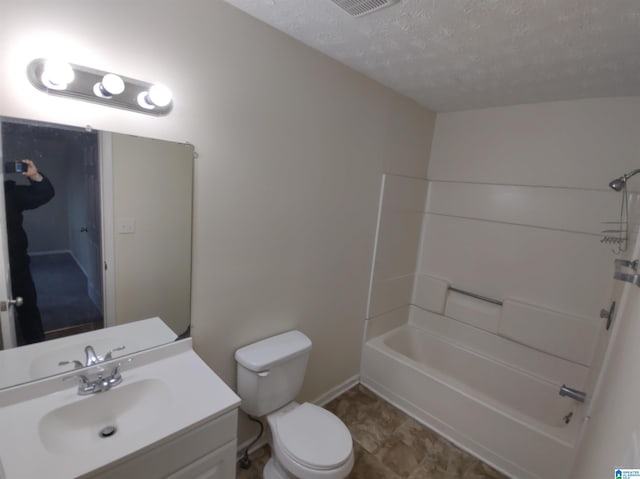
[58, 360, 84, 369]
[63, 372, 90, 384]
[105, 358, 132, 389]
[103, 345, 126, 361]
[63, 372, 99, 395]
[110, 357, 133, 376]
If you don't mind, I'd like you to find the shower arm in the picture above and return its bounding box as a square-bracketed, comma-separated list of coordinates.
[623, 169, 640, 181]
[614, 169, 640, 189]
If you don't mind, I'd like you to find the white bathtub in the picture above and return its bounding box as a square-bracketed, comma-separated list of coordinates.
[361, 310, 585, 479]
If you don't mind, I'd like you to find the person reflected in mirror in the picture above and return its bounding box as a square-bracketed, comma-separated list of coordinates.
[4, 159, 55, 344]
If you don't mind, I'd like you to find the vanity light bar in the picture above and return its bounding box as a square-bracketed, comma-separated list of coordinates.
[27, 59, 173, 116]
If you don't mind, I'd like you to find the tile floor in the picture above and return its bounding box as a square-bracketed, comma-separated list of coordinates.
[237, 384, 508, 478]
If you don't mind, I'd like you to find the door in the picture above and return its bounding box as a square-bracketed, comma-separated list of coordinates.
[0, 121, 104, 347]
[76, 139, 103, 313]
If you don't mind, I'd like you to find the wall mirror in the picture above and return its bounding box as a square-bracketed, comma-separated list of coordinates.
[0, 117, 194, 389]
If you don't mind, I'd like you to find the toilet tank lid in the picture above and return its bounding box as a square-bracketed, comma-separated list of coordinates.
[235, 330, 312, 371]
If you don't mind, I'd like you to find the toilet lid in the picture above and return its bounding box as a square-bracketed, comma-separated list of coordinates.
[273, 403, 352, 470]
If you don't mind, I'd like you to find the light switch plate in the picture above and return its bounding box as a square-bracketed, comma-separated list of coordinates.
[117, 217, 136, 234]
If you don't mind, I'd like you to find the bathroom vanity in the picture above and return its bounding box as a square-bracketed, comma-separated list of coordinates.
[0, 117, 239, 478]
[0, 338, 240, 479]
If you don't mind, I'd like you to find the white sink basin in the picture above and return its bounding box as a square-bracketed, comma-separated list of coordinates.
[38, 378, 171, 454]
[0, 339, 240, 479]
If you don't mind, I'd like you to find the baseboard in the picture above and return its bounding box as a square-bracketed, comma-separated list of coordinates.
[29, 249, 71, 256]
[311, 374, 360, 407]
[87, 282, 102, 311]
[68, 250, 89, 279]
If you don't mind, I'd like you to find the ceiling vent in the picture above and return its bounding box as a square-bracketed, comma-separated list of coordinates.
[329, 0, 400, 17]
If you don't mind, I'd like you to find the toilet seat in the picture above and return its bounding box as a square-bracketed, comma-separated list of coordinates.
[271, 403, 353, 471]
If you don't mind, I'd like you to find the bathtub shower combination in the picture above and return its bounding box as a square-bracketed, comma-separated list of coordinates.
[361, 284, 599, 479]
[358, 171, 637, 478]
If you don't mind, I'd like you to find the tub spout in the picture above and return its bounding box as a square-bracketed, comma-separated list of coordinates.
[559, 384, 586, 403]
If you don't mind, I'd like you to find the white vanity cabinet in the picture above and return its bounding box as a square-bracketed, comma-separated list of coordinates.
[88, 409, 238, 479]
[0, 340, 242, 479]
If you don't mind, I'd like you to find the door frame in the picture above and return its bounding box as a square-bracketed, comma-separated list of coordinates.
[0, 125, 18, 348]
[99, 131, 116, 329]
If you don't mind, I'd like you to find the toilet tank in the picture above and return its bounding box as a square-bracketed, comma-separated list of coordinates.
[235, 330, 312, 417]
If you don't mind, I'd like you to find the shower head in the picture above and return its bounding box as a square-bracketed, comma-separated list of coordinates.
[609, 177, 627, 191]
[610, 169, 640, 191]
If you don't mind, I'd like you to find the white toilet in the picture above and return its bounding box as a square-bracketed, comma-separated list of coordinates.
[235, 330, 354, 479]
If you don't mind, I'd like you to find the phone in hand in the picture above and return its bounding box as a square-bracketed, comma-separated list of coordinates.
[3, 161, 28, 174]
[13, 161, 26, 173]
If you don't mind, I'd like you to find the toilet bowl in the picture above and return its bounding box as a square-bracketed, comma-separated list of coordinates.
[265, 402, 354, 479]
[234, 330, 354, 479]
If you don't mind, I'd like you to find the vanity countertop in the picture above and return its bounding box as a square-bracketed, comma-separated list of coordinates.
[0, 339, 240, 479]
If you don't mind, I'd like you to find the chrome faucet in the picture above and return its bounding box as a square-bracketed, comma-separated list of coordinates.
[559, 384, 587, 403]
[64, 360, 130, 395]
[85, 345, 125, 365]
[85, 345, 99, 366]
[58, 345, 126, 369]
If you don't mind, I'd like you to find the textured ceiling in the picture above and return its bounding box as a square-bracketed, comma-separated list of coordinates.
[224, 0, 640, 111]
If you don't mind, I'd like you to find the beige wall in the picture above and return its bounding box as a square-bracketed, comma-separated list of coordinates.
[0, 0, 434, 442]
[429, 97, 640, 188]
[111, 134, 193, 336]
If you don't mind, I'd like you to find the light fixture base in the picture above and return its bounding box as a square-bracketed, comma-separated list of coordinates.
[27, 59, 172, 116]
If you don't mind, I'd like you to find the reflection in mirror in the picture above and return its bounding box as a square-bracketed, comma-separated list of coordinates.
[2, 122, 102, 344]
[0, 118, 194, 389]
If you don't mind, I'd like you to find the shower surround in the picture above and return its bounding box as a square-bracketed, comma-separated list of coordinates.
[362, 98, 640, 479]
[362, 173, 618, 478]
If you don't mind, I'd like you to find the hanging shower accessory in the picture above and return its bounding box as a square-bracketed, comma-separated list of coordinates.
[607, 169, 640, 287]
[604, 169, 640, 253]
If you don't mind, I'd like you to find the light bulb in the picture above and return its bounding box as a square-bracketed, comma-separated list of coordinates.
[148, 84, 172, 107]
[137, 84, 172, 110]
[137, 91, 155, 110]
[41, 60, 74, 90]
[93, 73, 125, 98]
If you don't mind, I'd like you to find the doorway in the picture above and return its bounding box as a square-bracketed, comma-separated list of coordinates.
[1, 121, 104, 344]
